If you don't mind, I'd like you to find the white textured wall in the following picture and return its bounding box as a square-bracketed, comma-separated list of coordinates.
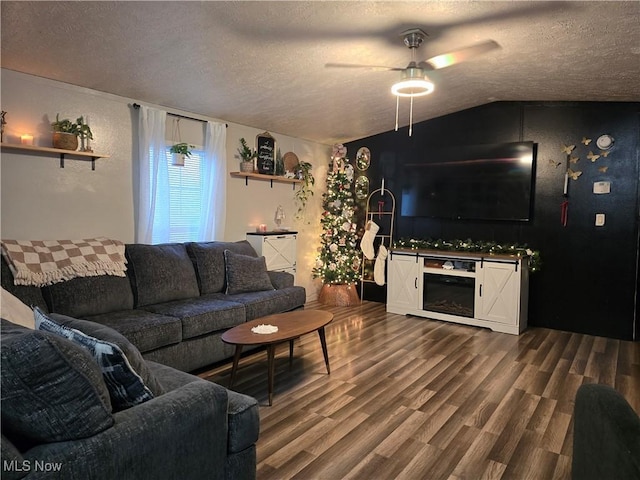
[1, 69, 329, 299]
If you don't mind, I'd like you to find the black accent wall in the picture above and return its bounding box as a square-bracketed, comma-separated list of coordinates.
[347, 101, 639, 341]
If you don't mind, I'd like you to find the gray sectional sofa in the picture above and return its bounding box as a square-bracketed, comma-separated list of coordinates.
[1, 239, 306, 479]
[2, 239, 306, 372]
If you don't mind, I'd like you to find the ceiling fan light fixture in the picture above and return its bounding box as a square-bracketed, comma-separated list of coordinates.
[391, 67, 434, 97]
[391, 78, 434, 97]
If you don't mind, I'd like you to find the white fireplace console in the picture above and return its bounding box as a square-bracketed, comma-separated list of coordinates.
[386, 249, 529, 335]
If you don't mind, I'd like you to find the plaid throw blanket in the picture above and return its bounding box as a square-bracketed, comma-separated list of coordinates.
[1, 237, 127, 287]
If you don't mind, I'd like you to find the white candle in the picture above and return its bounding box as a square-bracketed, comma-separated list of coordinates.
[20, 134, 33, 145]
[381, 178, 385, 195]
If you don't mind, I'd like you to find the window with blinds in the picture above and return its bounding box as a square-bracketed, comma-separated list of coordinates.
[151, 148, 204, 244]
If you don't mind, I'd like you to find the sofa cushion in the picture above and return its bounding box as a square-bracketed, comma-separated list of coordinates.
[1, 287, 34, 329]
[186, 240, 258, 294]
[142, 297, 246, 340]
[208, 286, 306, 321]
[1, 255, 48, 312]
[35, 308, 155, 411]
[41, 274, 134, 317]
[126, 243, 199, 307]
[0, 319, 114, 445]
[224, 250, 274, 295]
[48, 313, 166, 397]
[83, 309, 182, 354]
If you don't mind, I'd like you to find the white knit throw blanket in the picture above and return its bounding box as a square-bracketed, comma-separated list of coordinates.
[1, 237, 127, 287]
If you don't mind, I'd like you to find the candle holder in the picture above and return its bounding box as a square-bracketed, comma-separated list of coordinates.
[274, 205, 285, 230]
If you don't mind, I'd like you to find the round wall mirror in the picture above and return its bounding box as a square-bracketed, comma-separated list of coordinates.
[355, 175, 370, 200]
[356, 147, 371, 171]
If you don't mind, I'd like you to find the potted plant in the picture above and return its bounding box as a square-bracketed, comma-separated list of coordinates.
[237, 137, 256, 173]
[51, 114, 93, 151]
[169, 142, 194, 167]
[294, 161, 315, 221]
[76, 117, 94, 152]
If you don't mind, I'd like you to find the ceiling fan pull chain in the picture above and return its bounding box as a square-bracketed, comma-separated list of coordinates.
[409, 95, 414, 137]
[395, 96, 399, 132]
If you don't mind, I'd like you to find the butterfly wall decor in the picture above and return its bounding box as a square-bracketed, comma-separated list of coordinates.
[581, 137, 592, 145]
[567, 168, 582, 180]
[587, 151, 601, 162]
[598, 166, 609, 173]
[600, 150, 610, 157]
[561, 144, 576, 154]
[569, 156, 579, 164]
[548, 158, 562, 168]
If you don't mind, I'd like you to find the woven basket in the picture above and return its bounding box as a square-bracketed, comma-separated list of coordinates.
[52, 132, 78, 151]
[318, 283, 360, 306]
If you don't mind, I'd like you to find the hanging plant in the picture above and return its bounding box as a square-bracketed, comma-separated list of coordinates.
[169, 142, 194, 156]
[169, 142, 194, 167]
[169, 118, 193, 166]
[293, 161, 315, 221]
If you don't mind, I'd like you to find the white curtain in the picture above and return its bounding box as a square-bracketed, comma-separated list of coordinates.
[136, 105, 168, 243]
[198, 121, 227, 241]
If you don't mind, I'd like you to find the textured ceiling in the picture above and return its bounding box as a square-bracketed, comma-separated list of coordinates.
[2, 1, 639, 145]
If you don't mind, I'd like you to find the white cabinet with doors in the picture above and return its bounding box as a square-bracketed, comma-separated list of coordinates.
[386, 253, 421, 314]
[476, 259, 528, 329]
[246, 232, 298, 281]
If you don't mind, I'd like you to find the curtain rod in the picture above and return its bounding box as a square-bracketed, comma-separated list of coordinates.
[132, 103, 227, 127]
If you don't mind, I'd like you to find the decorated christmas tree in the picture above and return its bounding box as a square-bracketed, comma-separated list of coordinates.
[313, 144, 361, 287]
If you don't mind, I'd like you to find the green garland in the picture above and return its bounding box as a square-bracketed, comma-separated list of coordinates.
[394, 237, 541, 273]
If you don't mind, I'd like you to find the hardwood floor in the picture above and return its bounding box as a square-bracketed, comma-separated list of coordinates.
[199, 300, 640, 480]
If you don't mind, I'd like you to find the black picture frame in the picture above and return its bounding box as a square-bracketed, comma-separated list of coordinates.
[256, 132, 276, 175]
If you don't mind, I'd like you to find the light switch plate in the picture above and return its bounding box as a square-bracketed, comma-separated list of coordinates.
[593, 181, 611, 194]
[595, 213, 606, 226]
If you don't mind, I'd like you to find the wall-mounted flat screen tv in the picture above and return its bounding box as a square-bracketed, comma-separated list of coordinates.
[400, 141, 536, 222]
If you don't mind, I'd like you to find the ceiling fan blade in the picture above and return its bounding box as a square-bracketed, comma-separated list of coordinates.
[325, 62, 403, 71]
[421, 40, 500, 70]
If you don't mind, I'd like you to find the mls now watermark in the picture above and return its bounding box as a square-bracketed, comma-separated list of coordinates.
[4, 460, 63, 473]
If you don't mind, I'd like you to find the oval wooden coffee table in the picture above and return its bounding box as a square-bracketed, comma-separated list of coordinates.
[221, 310, 333, 406]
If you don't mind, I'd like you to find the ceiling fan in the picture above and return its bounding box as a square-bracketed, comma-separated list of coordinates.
[325, 28, 500, 135]
[326, 28, 500, 95]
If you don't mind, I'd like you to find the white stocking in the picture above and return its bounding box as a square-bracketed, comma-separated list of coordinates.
[374, 245, 388, 286]
[360, 220, 379, 260]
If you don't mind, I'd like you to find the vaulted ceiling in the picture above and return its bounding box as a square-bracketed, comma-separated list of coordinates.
[2, 1, 639, 145]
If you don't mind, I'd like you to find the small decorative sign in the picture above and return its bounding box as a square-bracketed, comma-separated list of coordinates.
[256, 132, 276, 175]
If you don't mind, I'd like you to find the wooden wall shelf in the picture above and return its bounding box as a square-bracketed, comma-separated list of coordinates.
[1, 143, 110, 170]
[230, 171, 302, 189]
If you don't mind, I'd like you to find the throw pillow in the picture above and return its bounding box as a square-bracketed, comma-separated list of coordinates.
[34, 307, 155, 411]
[224, 250, 274, 295]
[1, 320, 114, 445]
[186, 240, 258, 294]
[48, 313, 166, 397]
[125, 243, 199, 307]
[1, 287, 34, 329]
